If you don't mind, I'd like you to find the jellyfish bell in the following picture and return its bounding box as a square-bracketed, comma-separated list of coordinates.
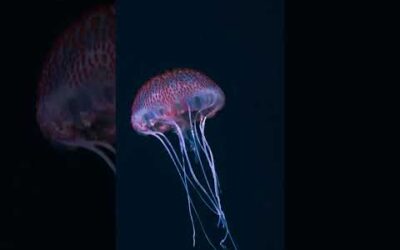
[131, 68, 225, 135]
[36, 4, 116, 173]
[131, 68, 237, 249]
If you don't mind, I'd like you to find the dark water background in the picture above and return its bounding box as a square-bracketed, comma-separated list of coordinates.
[117, 0, 283, 249]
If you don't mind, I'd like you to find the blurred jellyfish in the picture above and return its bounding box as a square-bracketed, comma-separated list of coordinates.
[131, 68, 237, 249]
[36, 5, 116, 173]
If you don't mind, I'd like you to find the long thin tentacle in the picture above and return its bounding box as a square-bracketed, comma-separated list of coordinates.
[60, 140, 116, 174]
[188, 110, 219, 205]
[91, 141, 116, 154]
[173, 122, 222, 213]
[189, 114, 238, 249]
[154, 132, 220, 215]
[147, 114, 238, 249]
[151, 131, 218, 248]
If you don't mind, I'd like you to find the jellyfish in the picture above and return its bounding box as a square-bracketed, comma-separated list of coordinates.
[36, 5, 116, 173]
[131, 68, 237, 249]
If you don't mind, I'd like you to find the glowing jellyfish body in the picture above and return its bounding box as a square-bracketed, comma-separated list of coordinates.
[36, 5, 116, 173]
[131, 68, 237, 249]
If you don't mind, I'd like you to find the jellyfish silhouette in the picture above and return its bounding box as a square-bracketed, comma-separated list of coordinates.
[131, 68, 237, 249]
[36, 5, 116, 173]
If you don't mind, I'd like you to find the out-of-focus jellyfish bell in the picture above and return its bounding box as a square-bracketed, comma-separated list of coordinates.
[36, 5, 116, 173]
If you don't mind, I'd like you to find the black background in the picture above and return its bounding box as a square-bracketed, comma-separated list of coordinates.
[118, 0, 283, 249]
